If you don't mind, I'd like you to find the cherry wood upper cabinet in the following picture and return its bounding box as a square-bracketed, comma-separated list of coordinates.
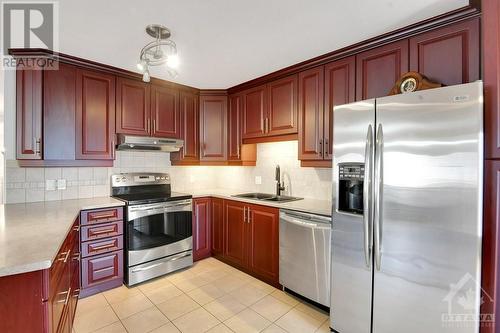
[43, 63, 77, 161]
[151, 85, 180, 138]
[267, 75, 298, 136]
[228, 93, 242, 161]
[193, 198, 212, 261]
[171, 90, 199, 164]
[298, 66, 325, 161]
[246, 204, 279, 285]
[116, 77, 150, 136]
[223, 200, 247, 268]
[356, 40, 409, 100]
[324, 56, 356, 160]
[200, 94, 227, 162]
[211, 198, 224, 257]
[16, 62, 42, 160]
[75, 69, 116, 160]
[242, 84, 267, 139]
[409, 18, 479, 87]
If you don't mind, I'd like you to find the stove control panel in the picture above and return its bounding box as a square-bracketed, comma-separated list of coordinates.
[111, 173, 170, 187]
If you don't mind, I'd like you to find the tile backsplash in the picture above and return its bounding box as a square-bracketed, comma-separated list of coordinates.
[5, 141, 332, 204]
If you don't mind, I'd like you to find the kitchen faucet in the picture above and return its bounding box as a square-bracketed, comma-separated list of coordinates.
[275, 165, 285, 197]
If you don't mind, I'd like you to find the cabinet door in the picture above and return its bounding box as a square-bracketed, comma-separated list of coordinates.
[200, 95, 227, 161]
[193, 198, 212, 261]
[409, 18, 479, 86]
[16, 62, 42, 159]
[324, 56, 356, 160]
[247, 204, 279, 285]
[298, 66, 325, 161]
[116, 77, 150, 136]
[151, 85, 180, 138]
[356, 40, 409, 100]
[267, 75, 298, 136]
[76, 69, 115, 160]
[211, 198, 224, 256]
[43, 63, 77, 160]
[242, 84, 267, 139]
[223, 200, 247, 268]
[228, 93, 242, 161]
[173, 90, 199, 163]
[81, 251, 123, 289]
[483, 160, 500, 329]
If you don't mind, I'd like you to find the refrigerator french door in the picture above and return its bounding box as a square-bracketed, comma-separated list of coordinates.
[330, 82, 483, 333]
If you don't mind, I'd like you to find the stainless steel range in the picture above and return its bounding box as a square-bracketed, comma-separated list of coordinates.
[111, 173, 193, 286]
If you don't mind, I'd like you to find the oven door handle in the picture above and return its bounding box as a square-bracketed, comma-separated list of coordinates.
[128, 201, 192, 220]
[131, 252, 192, 272]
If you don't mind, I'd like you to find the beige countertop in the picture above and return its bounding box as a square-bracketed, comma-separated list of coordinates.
[0, 197, 125, 278]
[190, 189, 332, 216]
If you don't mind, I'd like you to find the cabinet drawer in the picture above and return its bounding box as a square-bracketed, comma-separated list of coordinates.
[81, 236, 123, 258]
[81, 207, 123, 225]
[81, 251, 123, 289]
[81, 221, 123, 241]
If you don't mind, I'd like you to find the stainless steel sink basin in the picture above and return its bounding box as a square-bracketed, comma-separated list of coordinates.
[262, 195, 303, 202]
[233, 192, 275, 200]
[232, 193, 302, 203]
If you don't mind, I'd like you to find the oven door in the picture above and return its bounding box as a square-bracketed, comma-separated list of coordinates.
[127, 199, 192, 266]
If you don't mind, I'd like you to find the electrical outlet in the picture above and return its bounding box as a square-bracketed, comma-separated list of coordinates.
[57, 179, 67, 190]
[255, 176, 262, 185]
[45, 179, 56, 191]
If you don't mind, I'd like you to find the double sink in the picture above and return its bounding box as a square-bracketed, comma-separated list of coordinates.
[233, 192, 303, 203]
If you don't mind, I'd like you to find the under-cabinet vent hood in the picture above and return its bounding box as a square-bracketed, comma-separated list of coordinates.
[116, 134, 183, 152]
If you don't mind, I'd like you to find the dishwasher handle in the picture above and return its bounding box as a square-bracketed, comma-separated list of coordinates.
[280, 211, 331, 229]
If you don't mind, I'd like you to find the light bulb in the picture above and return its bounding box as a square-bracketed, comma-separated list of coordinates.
[142, 69, 150, 82]
[166, 54, 179, 69]
[137, 59, 147, 72]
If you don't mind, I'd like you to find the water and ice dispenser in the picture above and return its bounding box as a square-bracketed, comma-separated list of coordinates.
[338, 163, 365, 215]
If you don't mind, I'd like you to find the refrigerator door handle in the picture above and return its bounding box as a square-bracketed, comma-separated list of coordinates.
[374, 123, 384, 271]
[363, 124, 373, 268]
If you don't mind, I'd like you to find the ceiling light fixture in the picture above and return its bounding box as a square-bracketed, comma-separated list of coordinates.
[137, 24, 179, 82]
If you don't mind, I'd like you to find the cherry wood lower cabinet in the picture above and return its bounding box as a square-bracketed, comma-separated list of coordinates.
[211, 198, 224, 257]
[80, 206, 124, 298]
[0, 218, 80, 333]
[193, 198, 212, 261]
[222, 199, 279, 286]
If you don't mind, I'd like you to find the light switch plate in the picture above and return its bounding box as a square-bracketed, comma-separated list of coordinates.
[255, 176, 262, 185]
[46, 179, 57, 191]
[57, 179, 67, 190]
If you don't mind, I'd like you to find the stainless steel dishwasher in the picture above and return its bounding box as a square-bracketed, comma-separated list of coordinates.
[279, 209, 331, 306]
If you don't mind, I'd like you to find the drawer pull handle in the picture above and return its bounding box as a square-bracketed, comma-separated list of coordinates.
[131, 252, 192, 272]
[90, 212, 116, 220]
[56, 289, 71, 305]
[58, 251, 70, 263]
[72, 252, 80, 261]
[91, 228, 116, 236]
[73, 289, 80, 298]
[73, 225, 80, 232]
[91, 243, 116, 251]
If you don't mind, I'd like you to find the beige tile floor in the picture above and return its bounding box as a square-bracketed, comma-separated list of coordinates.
[73, 257, 330, 333]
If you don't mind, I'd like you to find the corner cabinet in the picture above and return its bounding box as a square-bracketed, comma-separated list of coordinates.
[171, 90, 200, 165]
[75, 69, 116, 160]
[200, 94, 227, 163]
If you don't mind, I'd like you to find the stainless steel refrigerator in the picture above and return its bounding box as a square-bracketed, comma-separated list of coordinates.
[330, 82, 483, 333]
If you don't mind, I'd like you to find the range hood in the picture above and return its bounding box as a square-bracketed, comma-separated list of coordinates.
[116, 134, 183, 152]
